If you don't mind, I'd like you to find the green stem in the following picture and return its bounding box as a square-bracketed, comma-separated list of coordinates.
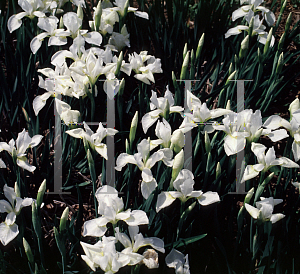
[138, 83, 145, 117]
[90, 84, 95, 122]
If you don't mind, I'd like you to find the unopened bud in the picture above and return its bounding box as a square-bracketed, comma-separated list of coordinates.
[23, 238, 34, 266]
[37, 179, 46, 208]
[183, 43, 188, 60]
[239, 35, 249, 59]
[129, 111, 138, 145]
[226, 100, 231, 110]
[228, 63, 234, 75]
[180, 51, 190, 80]
[14, 182, 21, 198]
[278, 32, 286, 51]
[77, 5, 83, 20]
[248, 17, 254, 36]
[196, 33, 205, 62]
[163, 99, 170, 120]
[289, 98, 300, 118]
[244, 187, 254, 204]
[280, 0, 287, 14]
[171, 129, 185, 153]
[263, 28, 273, 55]
[59, 16, 64, 29]
[204, 131, 211, 154]
[118, 78, 125, 96]
[226, 70, 237, 85]
[285, 12, 292, 32]
[171, 150, 184, 181]
[115, 51, 123, 76]
[59, 207, 69, 232]
[95, 1, 102, 32]
[276, 52, 284, 74]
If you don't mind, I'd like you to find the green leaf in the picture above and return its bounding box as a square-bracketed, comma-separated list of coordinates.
[165, 234, 207, 249]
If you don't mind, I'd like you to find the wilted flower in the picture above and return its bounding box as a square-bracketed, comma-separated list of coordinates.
[142, 249, 159, 269]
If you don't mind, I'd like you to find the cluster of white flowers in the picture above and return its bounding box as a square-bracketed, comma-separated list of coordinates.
[225, 0, 275, 46]
[80, 185, 165, 272]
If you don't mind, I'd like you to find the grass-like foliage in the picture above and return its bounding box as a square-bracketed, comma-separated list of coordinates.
[1, 0, 300, 273]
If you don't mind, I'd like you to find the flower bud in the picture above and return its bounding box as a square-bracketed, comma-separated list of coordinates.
[280, 0, 287, 14]
[172, 71, 180, 90]
[276, 52, 284, 74]
[14, 181, 21, 198]
[171, 149, 184, 181]
[22, 107, 30, 124]
[239, 35, 249, 59]
[180, 51, 190, 80]
[115, 51, 123, 76]
[171, 130, 185, 153]
[289, 98, 300, 118]
[285, 12, 292, 33]
[244, 187, 254, 204]
[77, 5, 83, 20]
[129, 111, 138, 145]
[59, 16, 64, 29]
[37, 179, 46, 209]
[204, 131, 211, 154]
[183, 43, 188, 60]
[163, 99, 170, 120]
[216, 162, 221, 180]
[226, 70, 237, 85]
[118, 78, 125, 96]
[95, 1, 102, 32]
[248, 17, 254, 36]
[228, 63, 234, 75]
[278, 32, 286, 51]
[252, 128, 263, 143]
[190, 49, 195, 66]
[59, 207, 69, 232]
[234, 54, 239, 66]
[263, 28, 273, 55]
[196, 33, 205, 62]
[226, 100, 231, 110]
[125, 138, 130, 154]
[23, 238, 34, 266]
